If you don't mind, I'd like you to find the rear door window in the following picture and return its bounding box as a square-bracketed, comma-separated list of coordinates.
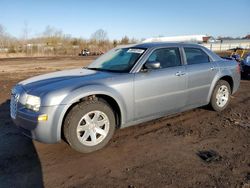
[184, 48, 210, 65]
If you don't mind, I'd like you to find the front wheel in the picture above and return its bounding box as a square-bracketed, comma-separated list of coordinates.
[210, 80, 231, 112]
[63, 99, 116, 153]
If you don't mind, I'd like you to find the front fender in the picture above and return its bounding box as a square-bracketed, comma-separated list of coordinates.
[53, 85, 128, 142]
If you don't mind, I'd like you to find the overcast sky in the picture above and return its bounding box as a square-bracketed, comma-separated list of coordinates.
[0, 0, 249, 40]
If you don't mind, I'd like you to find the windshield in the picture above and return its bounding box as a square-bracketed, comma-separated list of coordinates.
[87, 47, 146, 73]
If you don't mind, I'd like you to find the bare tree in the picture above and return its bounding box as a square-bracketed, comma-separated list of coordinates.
[0, 24, 6, 48]
[130, 38, 139, 44]
[20, 22, 31, 54]
[243, 34, 250, 39]
[91, 29, 108, 42]
[43, 25, 62, 38]
[22, 21, 30, 41]
[90, 29, 109, 53]
[0, 24, 4, 35]
[0, 24, 15, 51]
[42, 25, 63, 47]
[113, 39, 118, 47]
[120, 36, 129, 44]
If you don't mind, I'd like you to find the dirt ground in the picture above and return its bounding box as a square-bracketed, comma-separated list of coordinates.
[0, 56, 249, 188]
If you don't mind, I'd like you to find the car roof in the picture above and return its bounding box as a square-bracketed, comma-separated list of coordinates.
[131, 42, 203, 49]
[127, 42, 221, 61]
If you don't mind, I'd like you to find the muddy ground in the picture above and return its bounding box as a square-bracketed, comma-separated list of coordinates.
[0, 57, 249, 188]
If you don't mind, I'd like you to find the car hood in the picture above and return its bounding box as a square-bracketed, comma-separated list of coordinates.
[19, 68, 115, 95]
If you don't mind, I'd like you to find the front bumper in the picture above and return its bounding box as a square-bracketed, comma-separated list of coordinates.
[12, 105, 62, 143]
[10, 84, 72, 144]
[10, 85, 67, 143]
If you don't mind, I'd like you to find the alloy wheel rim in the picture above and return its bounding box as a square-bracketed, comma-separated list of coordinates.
[76, 110, 110, 146]
[216, 85, 229, 108]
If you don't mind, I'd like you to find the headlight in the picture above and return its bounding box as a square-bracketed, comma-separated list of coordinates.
[25, 94, 41, 112]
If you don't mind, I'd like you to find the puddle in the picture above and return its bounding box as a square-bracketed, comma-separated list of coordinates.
[197, 150, 221, 163]
[245, 172, 250, 181]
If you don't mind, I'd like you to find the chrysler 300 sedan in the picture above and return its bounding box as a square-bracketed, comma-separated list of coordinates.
[11, 42, 241, 153]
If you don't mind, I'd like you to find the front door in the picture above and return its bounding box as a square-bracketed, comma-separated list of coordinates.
[134, 47, 187, 120]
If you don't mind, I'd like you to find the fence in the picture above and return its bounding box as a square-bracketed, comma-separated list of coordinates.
[202, 41, 250, 51]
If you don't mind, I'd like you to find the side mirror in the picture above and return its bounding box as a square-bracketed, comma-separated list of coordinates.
[144, 61, 161, 70]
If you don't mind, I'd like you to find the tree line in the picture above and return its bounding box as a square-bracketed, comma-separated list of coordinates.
[0, 24, 139, 57]
[1, 24, 249, 57]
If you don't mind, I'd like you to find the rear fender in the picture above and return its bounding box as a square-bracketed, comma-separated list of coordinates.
[207, 69, 233, 103]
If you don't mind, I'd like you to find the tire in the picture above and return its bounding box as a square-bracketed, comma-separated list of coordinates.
[210, 80, 231, 112]
[63, 99, 116, 153]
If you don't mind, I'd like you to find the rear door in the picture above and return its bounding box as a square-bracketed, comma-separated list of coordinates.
[183, 47, 219, 106]
[134, 47, 187, 120]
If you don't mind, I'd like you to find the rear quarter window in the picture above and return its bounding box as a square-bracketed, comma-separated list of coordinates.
[184, 48, 210, 65]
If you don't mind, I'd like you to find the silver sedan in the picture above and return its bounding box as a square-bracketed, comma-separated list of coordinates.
[10, 42, 241, 153]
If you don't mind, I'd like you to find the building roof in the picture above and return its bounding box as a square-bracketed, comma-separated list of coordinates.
[132, 42, 202, 49]
[142, 35, 213, 43]
[221, 39, 250, 43]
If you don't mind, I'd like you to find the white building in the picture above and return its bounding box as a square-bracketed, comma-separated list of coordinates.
[142, 35, 250, 51]
[142, 35, 216, 43]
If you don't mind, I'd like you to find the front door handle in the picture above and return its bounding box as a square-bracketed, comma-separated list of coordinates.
[175, 71, 186, 76]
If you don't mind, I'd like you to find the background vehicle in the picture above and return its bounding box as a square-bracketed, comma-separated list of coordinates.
[241, 53, 250, 78]
[79, 49, 90, 56]
[10, 43, 241, 153]
[220, 47, 248, 63]
[229, 47, 246, 62]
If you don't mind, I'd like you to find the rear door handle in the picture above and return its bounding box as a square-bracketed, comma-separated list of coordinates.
[175, 71, 186, 76]
[210, 67, 216, 71]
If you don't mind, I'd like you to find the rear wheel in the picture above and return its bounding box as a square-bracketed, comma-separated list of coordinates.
[63, 99, 115, 153]
[210, 80, 231, 112]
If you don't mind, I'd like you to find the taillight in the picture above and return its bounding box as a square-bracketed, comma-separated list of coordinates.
[236, 63, 241, 74]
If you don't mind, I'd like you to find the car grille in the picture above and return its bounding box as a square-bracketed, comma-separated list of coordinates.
[10, 88, 19, 119]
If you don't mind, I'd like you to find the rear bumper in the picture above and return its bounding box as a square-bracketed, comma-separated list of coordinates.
[232, 72, 241, 95]
[12, 105, 62, 144]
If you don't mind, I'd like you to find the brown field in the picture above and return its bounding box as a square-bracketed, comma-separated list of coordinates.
[0, 56, 249, 188]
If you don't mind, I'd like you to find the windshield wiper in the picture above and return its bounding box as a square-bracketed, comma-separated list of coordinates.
[83, 67, 120, 73]
[83, 67, 103, 71]
[84, 67, 130, 73]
